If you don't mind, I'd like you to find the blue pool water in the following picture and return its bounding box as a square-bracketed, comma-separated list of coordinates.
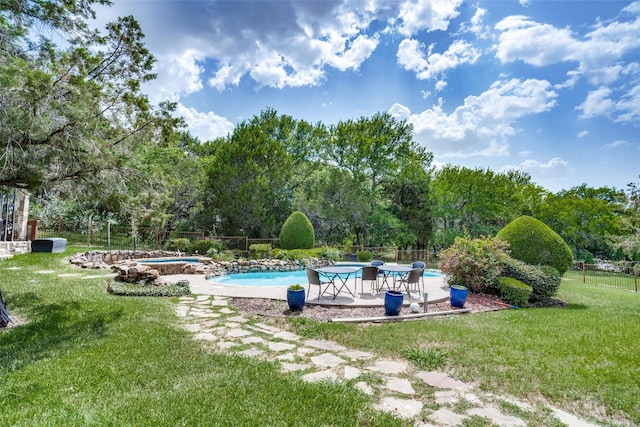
[210, 268, 443, 287]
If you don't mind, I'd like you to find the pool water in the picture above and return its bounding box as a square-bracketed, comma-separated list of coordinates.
[210, 268, 443, 287]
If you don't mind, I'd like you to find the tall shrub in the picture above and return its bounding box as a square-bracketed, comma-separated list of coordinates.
[438, 236, 510, 293]
[279, 211, 315, 250]
[496, 215, 573, 275]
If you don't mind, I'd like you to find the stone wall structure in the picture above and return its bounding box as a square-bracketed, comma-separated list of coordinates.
[69, 250, 333, 284]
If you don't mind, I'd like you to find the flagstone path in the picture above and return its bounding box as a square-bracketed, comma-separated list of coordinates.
[176, 294, 600, 427]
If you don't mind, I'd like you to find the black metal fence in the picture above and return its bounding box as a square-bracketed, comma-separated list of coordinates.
[35, 218, 442, 265]
[571, 261, 639, 292]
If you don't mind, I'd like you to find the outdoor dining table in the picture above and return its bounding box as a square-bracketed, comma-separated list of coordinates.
[314, 266, 362, 299]
[377, 265, 414, 292]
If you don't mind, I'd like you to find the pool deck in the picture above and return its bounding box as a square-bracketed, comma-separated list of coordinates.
[168, 273, 450, 307]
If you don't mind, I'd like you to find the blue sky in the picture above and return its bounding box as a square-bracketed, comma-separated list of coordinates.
[93, 0, 640, 192]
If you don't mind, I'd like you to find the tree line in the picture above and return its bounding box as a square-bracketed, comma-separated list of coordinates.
[2, 1, 638, 263]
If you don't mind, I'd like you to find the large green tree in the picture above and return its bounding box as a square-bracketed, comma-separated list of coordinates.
[430, 166, 544, 250]
[321, 112, 432, 246]
[1, 1, 178, 192]
[202, 109, 317, 237]
[536, 184, 625, 259]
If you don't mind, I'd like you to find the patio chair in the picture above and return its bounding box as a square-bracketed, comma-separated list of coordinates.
[411, 261, 426, 288]
[306, 268, 332, 300]
[398, 268, 423, 297]
[360, 266, 379, 294]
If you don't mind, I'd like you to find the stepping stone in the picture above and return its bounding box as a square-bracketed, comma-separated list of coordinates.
[341, 349, 373, 360]
[273, 331, 300, 341]
[343, 366, 361, 380]
[434, 390, 461, 405]
[429, 407, 467, 426]
[219, 307, 234, 314]
[183, 323, 201, 332]
[252, 323, 282, 334]
[385, 377, 415, 395]
[195, 295, 210, 302]
[416, 371, 471, 391]
[238, 347, 265, 358]
[301, 370, 338, 383]
[310, 353, 345, 368]
[376, 397, 423, 419]
[281, 362, 311, 372]
[203, 318, 222, 327]
[36, 270, 56, 274]
[467, 405, 526, 427]
[210, 300, 229, 306]
[267, 341, 297, 352]
[276, 353, 295, 361]
[304, 339, 347, 352]
[226, 315, 249, 323]
[217, 341, 237, 350]
[241, 336, 266, 345]
[297, 347, 316, 355]
[354, 381, 374, 395]
[368, 359, 408, 375]
[194, 332, 218, 342]
[225, 328, 252, 338]
[550, 407, 600, 427]
[175, 307, 189, 317]
[225, 322, 241, 329]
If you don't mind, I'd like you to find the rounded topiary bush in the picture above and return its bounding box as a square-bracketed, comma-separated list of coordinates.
[497, 277, 532, 307]
[501, 257, 561, 304]
[496, 215, 573, 275]
[279, 211, 315, 250]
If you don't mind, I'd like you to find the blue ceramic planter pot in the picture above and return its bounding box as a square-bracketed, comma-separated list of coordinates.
[287, 288, 305, 311]
[450, 285, 468, 308]
[384, 290, 403, 315]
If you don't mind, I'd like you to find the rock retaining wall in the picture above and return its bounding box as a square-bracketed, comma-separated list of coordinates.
[69, 250, 333, 284]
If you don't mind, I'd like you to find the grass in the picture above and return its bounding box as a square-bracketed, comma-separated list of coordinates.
[0, 248, 399, 426]
[2, 248, 639, 426]
[291, 274, 640, 425]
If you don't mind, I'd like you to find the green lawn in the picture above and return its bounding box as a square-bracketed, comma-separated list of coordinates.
[293, 272, 640, 426]
[2, 248, 638, 426]
[0, 249, 398, 427]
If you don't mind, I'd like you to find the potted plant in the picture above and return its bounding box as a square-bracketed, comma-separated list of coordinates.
[384, 290, 403, 315]
[287, 284, 305, 311]
[449, 284, 468, 308]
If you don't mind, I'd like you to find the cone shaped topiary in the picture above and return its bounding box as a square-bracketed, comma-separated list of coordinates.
[496, 215, 573, 275]
[279, 211, 315, 249]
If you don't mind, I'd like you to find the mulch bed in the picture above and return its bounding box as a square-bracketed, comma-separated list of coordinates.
[230, 293, 512, 322]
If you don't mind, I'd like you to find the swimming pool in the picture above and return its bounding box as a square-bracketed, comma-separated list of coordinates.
[209, 267, 443, 287]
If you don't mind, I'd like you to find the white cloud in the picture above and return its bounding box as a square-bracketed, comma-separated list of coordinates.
[604, 140, 630, 149]
[577, 84, 640, 124]
[408, 78, 557, 156]
[577, 130, 590, 138]
[142, 50, 205, 104]
[435, 80, 448, 92]
[615, 83, 640, 123]
[175, 104, 235, 141]
[503, 157, 575, 179]
[389, 103, 411, 120]
[495, 11, 640, 86]
[397, 39, 481, 80]
[395, 0, 463, 36]
[577, 87, 615, 118]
